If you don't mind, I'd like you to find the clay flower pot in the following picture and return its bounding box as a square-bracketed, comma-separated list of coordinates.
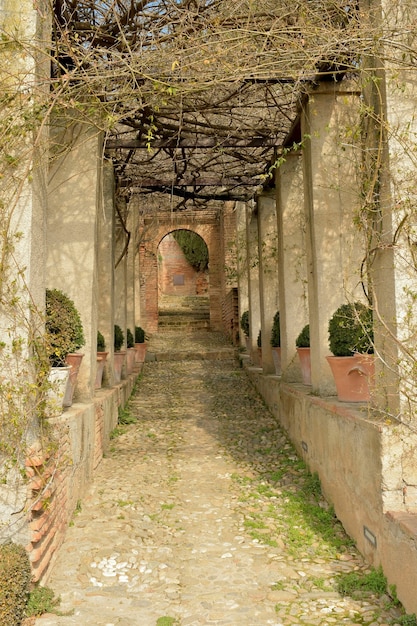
[46, 366, 71, 417]
[134, 342, 147, 363]
[271, 347, 282, 376]
[113, 350, 126, 383]
[297, 347, 311, 385]
[64, 353, 84, 407]
[326, 354, 374, 402]
[95, 351, 108, 389]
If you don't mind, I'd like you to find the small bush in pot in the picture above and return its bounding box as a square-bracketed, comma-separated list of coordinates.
[134, 326, 146, 343]
[296, 324, 310, 348]
[240, 311, 249, 338]
[270, 311, 280, 347]
[97, 330, 106, 352]
[126, 328, 134, 348]
[114, 324, 124, 352]
[328, 302, 373, 356]
[257, 330, 262, 347]
[45, 288, 85, 367]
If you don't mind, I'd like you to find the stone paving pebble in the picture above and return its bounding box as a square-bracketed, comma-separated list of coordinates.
[34, 332, 404, 626]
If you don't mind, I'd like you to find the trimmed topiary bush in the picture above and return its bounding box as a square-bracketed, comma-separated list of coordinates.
[257, 329, 262, 347]
[270, 311, 280, 347]
[296, 324, 310, 348]
[126, 328, 134, 348]
[240, 311, 249, 338]
[134, 326, 146, 343]
[114, 324, 124, 352]
[328, 302, 374, 357]
[45, 289, 85, 367]
[0, 541, 31, 626]
[97, 330, 106, 351]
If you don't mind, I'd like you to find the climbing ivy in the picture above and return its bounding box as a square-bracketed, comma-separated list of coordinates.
[172, 230, 209, 271]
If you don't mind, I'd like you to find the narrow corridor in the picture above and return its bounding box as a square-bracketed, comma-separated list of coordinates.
[34, 333, 402, 626]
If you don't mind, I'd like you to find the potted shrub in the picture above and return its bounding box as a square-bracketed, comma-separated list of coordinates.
[95, 330, 108, 389]
[257, 329, 262, 364]
[327, 301, 374, 402]
[270, 311, 281, 375]
[113, 324, 126, 383]
[296, 323, 311, 385]
[45, 288, 85, 413]
[240, 310, 250, 350]
[134, 325, 147, 364]
[126, 328, 136, 374]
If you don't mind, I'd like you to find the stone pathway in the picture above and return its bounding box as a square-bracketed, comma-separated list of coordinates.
[35, 333, 403, 626]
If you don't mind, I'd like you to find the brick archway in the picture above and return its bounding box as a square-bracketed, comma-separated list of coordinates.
[139, 214, 223, 333]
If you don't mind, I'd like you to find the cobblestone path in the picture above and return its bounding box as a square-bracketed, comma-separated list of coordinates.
[35, 333, 403, 626]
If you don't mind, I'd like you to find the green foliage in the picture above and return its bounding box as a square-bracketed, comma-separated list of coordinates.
[135, 326, 146, 343]
[257, 329, 262, 347]
[337, 566, 387, 597]
[296, 324, 310, 348]
[126, 328, 134, 348]
[45, 289, 85, 366]
[240, 310, 249, 338]
[328, 301, 374, 357]
[156, 617, 179, 626]
[0, 541, 31, 626]
[97, 330, 106, 351]
[118, 405, 137, 425]
[396, 615, 417, 626]
[114, 324, 124, 351]
[172, 229, 209, 271]
[270, 311, 280, 347]
[26, 586, 60, 617]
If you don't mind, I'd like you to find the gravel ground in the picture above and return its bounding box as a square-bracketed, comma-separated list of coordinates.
[33, 334, 405, 626]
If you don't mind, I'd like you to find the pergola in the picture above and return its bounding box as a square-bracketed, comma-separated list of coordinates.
[53, 0, 359, 210]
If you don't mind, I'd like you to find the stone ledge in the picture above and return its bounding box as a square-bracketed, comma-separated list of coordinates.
[386, 510, 417, 540]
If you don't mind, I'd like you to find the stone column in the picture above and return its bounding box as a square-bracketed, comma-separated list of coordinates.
[47, 122, 103, 401]
[236, 201, 249, 347]
[276, 152, 308, 382]
[257, 192, 279, 374]
[246, 202, 261, 363]
[301, 81, 363, 396]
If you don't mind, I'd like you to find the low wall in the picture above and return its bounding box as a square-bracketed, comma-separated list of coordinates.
[244, 361, 417, 615]
[26, 367, 140, 583]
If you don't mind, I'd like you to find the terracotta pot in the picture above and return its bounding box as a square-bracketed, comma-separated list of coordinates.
[64, 353, 84, 407]
[113, 350, 126, 383]
[297, 347, 311, 385]
[95, 351, 108, 389]
[245, 336, 250, 352]
[134, 342, 147, 363]
[126, 347, 136, 374]
[326, 354, 375, 402]
[46, 366, 71, 417]
[271, 347, 282, 375]
[257, 346, 262, 365]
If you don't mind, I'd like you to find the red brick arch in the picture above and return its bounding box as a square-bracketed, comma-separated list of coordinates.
[139, 216, 223, 333]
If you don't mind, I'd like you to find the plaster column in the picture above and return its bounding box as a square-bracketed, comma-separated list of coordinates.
[47, 122, 103, 402]
[98, 162, 116, 385]
[236, 201, 249, 347]
[276, 152, 308, 382]
[257, 192, 279, 374]
[126, 202, 136, 338]
[0, 1, 51, 543]
[301, 81, 364, 396]
[114, 198, 128, 350]
[246, 202, 261, 363]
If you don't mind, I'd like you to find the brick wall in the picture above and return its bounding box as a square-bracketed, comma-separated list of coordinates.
[25, 372, 138, 583]
[158, 234, 208, 296]
[222, 288, 239, 345]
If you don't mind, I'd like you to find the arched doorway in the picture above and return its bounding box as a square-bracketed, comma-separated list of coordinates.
[157, 230, 210, 331]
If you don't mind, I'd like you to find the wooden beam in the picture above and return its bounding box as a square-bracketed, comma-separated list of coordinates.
[118, 176, 263, 187]
[106, 136, 280, 150]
